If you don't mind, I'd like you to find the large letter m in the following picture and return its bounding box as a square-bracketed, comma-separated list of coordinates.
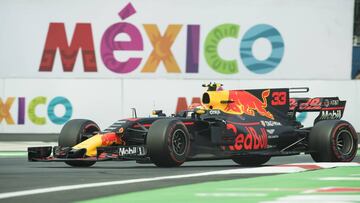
[39, 23, 97, 72]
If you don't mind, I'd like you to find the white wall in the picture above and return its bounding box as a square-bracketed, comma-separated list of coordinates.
[0, 79, 359, 133]
[0, 0, 357, 133]
[0, 0, 354, 79]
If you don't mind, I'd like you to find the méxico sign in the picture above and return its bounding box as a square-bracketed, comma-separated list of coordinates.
[0, 0, 353, 79]
[39, 3, 284, 75]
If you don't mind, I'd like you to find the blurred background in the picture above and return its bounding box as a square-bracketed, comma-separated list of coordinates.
[0, 0, 359, 140]
[353, 0, 360, 79]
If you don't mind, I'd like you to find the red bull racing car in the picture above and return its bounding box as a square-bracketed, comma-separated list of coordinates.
[28, 83, 358, 167]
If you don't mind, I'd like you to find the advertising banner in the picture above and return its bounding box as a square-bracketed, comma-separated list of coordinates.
[0, 79, 123, 133]
[0, 0, 354, 80]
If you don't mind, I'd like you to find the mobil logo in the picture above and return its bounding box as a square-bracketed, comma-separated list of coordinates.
[0, 96, 72, 125]
[39, 3, 285, 76]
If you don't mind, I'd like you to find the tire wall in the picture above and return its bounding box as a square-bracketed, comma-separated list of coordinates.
[0, 0, 358, 133]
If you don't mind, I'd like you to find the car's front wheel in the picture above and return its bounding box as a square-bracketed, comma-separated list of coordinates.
[58, 119, 100, 167]
[146, 119, 191, 167]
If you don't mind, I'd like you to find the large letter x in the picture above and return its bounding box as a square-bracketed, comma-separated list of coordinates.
[142, 24, 182, 73]
[0, 97, 15, 124]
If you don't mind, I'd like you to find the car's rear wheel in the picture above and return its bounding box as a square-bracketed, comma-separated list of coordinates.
[232, 155, 271, 166]
[146, 119, 190, 167]
[309, 120, 358, 162]
[58, 119, 100, 167]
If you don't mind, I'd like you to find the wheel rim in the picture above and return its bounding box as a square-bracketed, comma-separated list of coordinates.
[335, 129, 353, 156]
[81, 124, 99, 142]
[172, 129, 187, 156]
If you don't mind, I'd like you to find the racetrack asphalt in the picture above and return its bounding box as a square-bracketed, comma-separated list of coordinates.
[0, 154, 359, 203]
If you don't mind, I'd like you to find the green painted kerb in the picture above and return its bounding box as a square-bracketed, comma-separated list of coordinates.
[79, 166, 360, 203]
[0, 152, 27, 157]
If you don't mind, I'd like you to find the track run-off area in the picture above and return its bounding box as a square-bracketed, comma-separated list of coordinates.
[0, 144, 359, 203]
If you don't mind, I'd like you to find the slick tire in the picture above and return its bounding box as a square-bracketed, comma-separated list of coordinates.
[58, 119, 100, 167]
[309, 120, 358, 162]
[232, 155, 271, 166]
[147, 119, 190, 167]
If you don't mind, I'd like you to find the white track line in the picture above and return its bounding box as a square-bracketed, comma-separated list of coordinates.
[291, 162, 360, 168]
[0, 167, 301, 200]
[0, 162, 359, 200]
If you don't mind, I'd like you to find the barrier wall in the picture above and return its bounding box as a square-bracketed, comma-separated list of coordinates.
[0, 79, 359, 133]
[0, 0, 357, 133]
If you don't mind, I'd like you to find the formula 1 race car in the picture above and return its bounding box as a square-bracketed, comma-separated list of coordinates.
[28, 83, 358, 167]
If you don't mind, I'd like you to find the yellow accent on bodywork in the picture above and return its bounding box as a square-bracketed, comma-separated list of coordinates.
[195, 109, 206, 114]
[202, 90, 230, 111]
[72, 134, 103, 157]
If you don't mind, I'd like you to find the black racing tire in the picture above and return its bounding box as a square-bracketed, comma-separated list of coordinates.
[58, 119, 100, 167]
[146, 119, 191, 167]
[309, 120, 358, 162]
[232, 155, 271, 166]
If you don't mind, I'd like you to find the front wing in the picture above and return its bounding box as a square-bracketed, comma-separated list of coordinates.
[28, 145, 148, 162]
[28, 145, 309, 163]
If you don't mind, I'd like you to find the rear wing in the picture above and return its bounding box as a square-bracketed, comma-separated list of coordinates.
[289, 97, 346, 123]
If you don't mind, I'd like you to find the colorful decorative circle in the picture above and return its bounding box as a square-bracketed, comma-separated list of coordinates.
[240, 24, 284, 74]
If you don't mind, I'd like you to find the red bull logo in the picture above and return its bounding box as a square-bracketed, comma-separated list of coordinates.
[101, 133, 122, 146]
[226, 124, 268, 151]
[225, 89, 274, 120]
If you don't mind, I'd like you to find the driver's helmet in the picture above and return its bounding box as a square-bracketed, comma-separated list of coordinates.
[188, 103, 206, 111]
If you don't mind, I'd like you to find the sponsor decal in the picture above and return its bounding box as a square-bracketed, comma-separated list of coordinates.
[39, 3, 284, 76]
[322, 99, 340, 108]
[0, 96, 72, 125]
[289, 98, 297, 110]
[261, 120, 282, 127]
[319, 110, 342, 120]
[266, 129, 275, 134]
[118, 146, 146, 156]
[299, 98, 322, 111]
[226, 124, 268, 151]
[209, 110, 221, 115]
[330, 100, 340, 106]
[290, 98, 342, 112]
[323, 99, 330, 108]
[290, 98, 322, 111]
[225, 89, 274, 120]
[268, 135, 279, 139]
